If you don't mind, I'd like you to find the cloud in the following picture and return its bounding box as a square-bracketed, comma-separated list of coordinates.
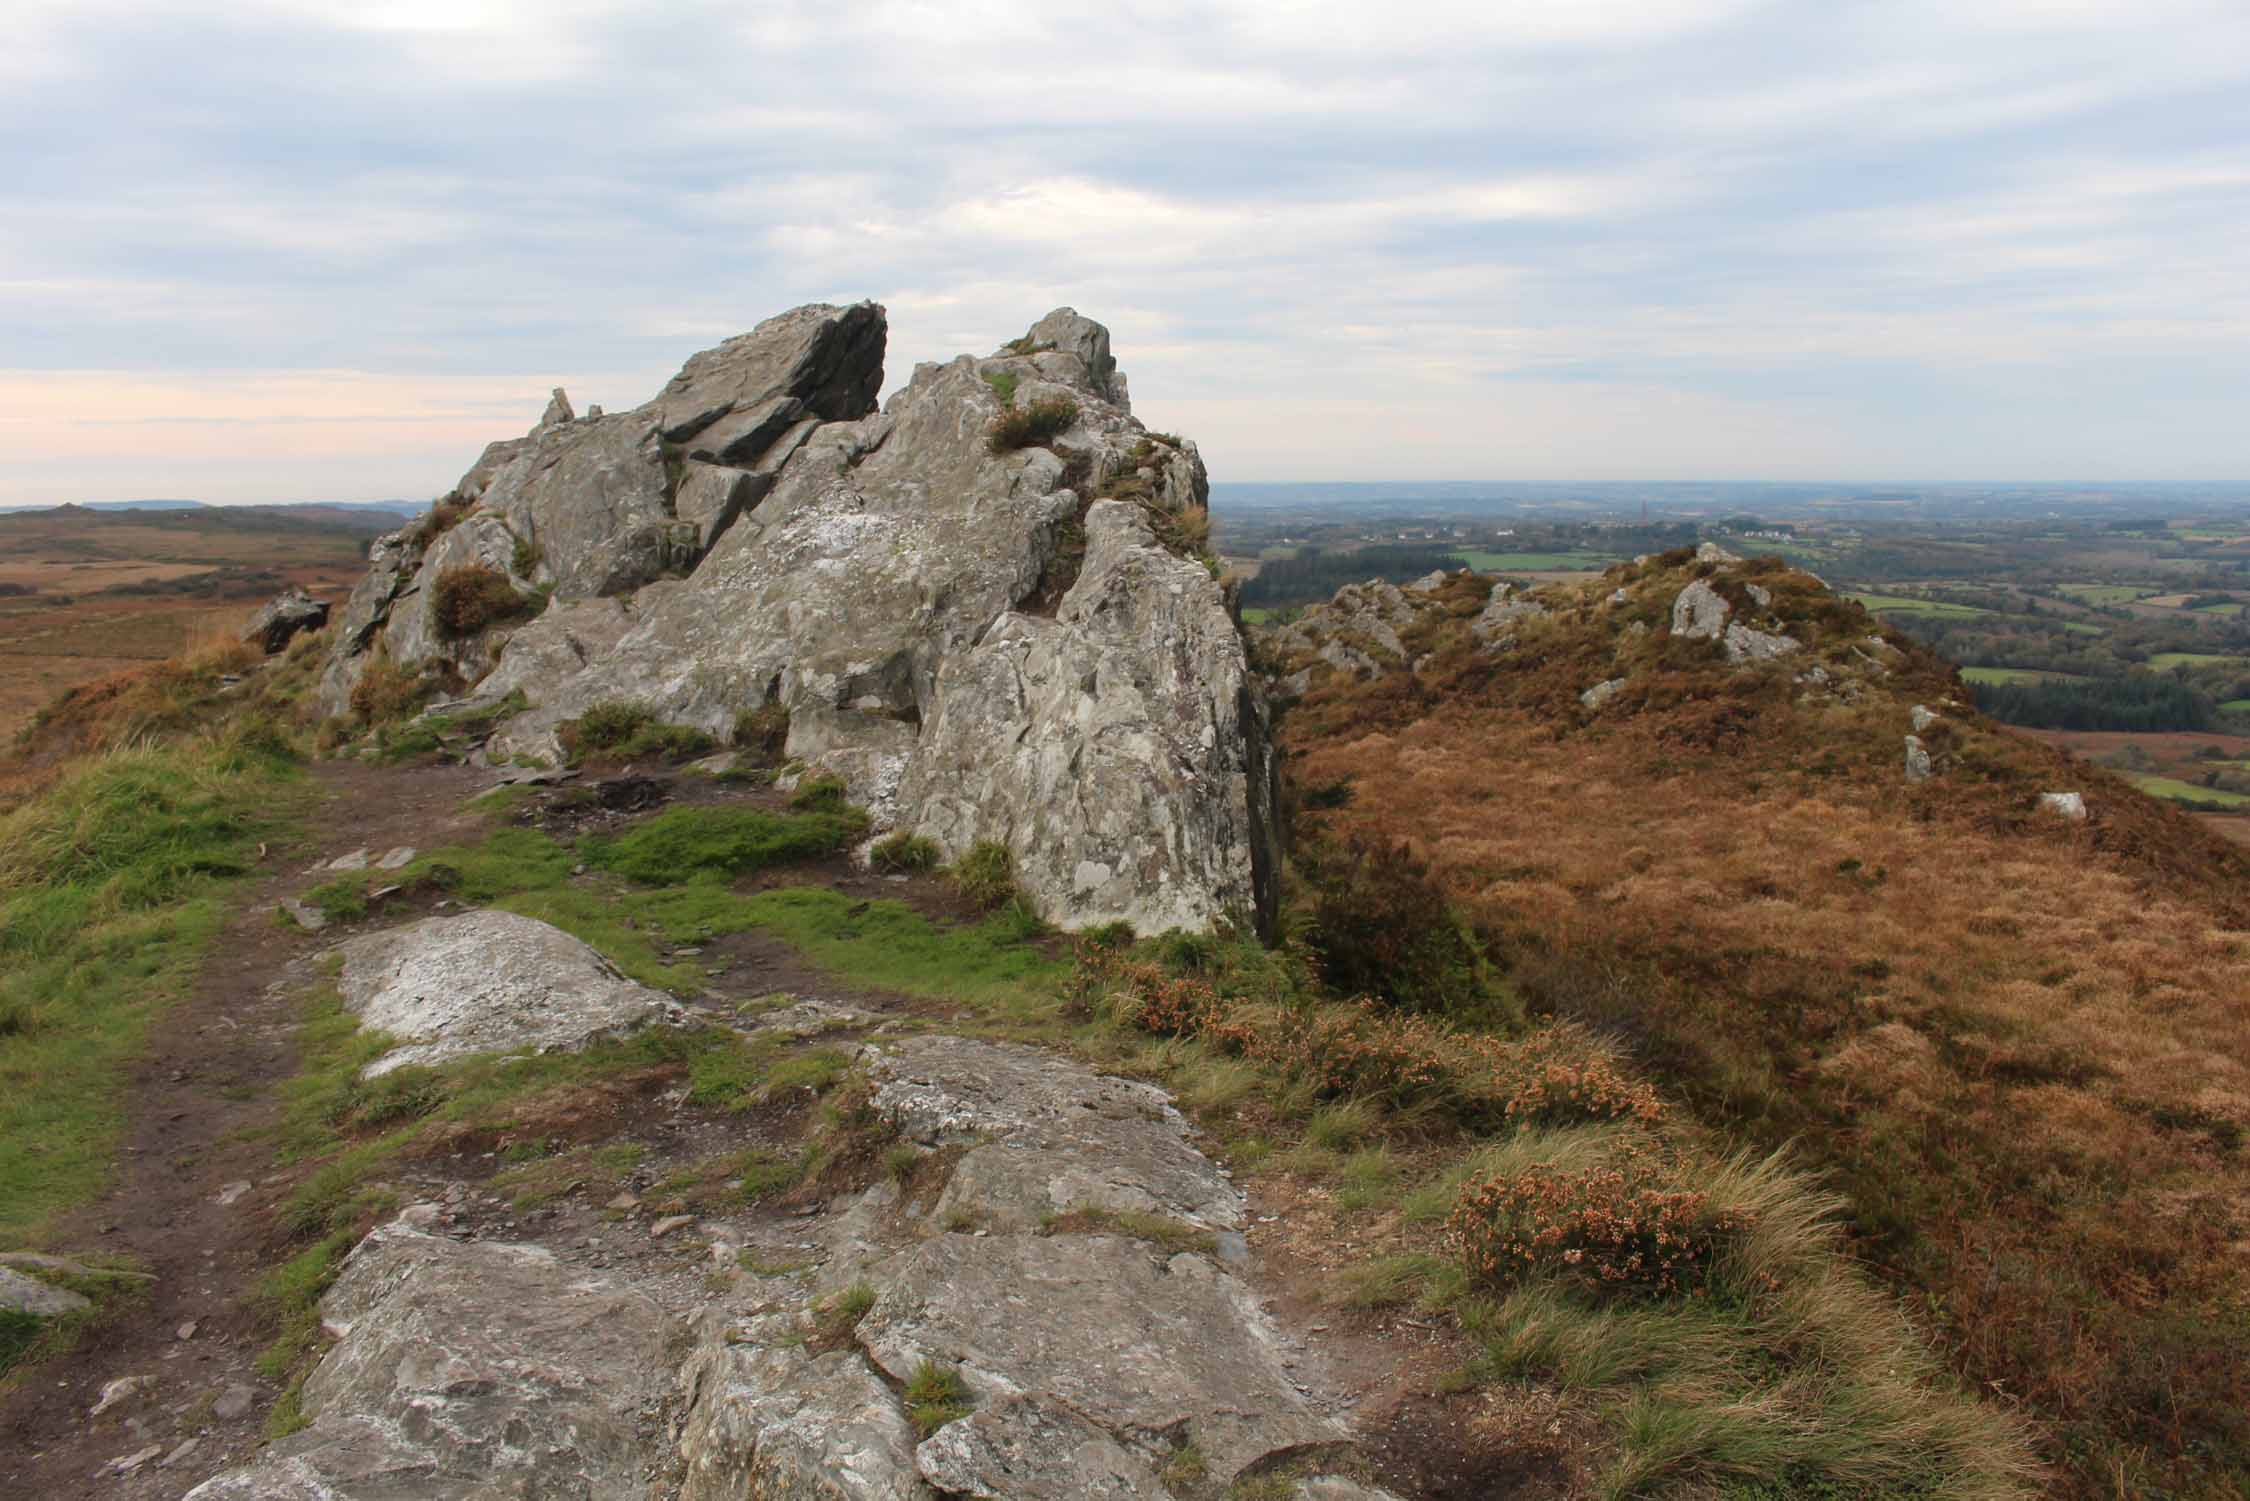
[1, 0, 2246, 499]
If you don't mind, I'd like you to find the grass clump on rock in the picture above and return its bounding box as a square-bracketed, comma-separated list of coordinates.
[870, 830, 940, 873]
[557, 702, 716, 765]
[986, 397, 1078, 455]
[432, 562, 535, 639]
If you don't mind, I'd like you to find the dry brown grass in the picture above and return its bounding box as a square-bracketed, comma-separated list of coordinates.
[1278, 558, 2250, 1498]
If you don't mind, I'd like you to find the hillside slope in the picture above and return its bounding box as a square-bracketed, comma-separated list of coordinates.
[1265, 548, 2250, 1498]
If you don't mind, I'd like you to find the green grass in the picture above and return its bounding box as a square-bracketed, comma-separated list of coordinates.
[904, 1358, 973, 1437]
[2052, 584, 2153, 605]
[1845, 592, 1994, 619]
[1960, 667, 2085, 686]
[2221, 699, 2250, 714]
[0, 735, 304, 1244]
[2148, 652, 2247, 670]
[581, 805, 867, 884]
[2124, 774, 2250, 808]
[1458, 551, 1613, 572]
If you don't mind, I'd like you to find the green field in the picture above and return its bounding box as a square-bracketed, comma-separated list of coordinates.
[2192, 601, 2246, 616]
[2058, 621, 2108, 636]
[1961, 667, 2084, 686]
[2148, 652, 2247, 670]
[2223, 699, 2250, 714]
[1457, 551, 1613, 572]
[1240, 607, 1273, 624]
[2053, 584, 2154, 605]
[2126, 774, 2250, 808]
[1846, 592, 1994, 619]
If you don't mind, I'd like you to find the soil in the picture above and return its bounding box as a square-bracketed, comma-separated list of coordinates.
[0, 760, 488, 1496]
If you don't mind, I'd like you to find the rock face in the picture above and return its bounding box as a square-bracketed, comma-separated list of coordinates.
[186, 1023, 1395, 1501]
[317, 305, 1274, 935]
[242, 587, 329, 654]
[183, 1223, 673, 1501]
[330, 910, 684, 1076]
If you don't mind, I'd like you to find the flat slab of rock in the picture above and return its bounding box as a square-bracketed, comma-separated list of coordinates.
[869, 1035, 1242, 1230]
[0, 1264, 90, 1317]
[184, 1222, 672, 1501]
[330, 910, 683, 1076]
[856, 1233, 1339, 1481]
[916, 1393, 1169, 1498]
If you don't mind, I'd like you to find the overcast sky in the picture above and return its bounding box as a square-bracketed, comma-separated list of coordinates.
[4, 0, 2247, 503]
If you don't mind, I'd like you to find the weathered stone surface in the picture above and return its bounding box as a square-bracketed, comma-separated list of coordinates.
[1472, 580, 1548, 642]
[1904, 735, 1934, 783]
[476, 412, 682, 600]
[1722, 621, 1800, 662]
[894, 501, 1278, 933]
[183, 1222, 672, 1501]
[539, 387, 575, 429]
[676, 1307, 923, 1501]
[915, 1393, 1169, 1499]
[1910, 704, 1941, 731]
[2040, 790, 2088, 820]
[1671, 578, 1731, 639]
[673, 462, 764, 553]
[0, 1264, 89, 1318]
[650, 301, 885, 444]
[330, 910, 683, 1076]
[1695, 541, 1741, 563]
[1021, 306, 1125, 404]
[870, 1035, 1242, 1230]
[242, 587, 330, 654]
[381, 510, 536, 680]
[856, 1234, 1340, 1482]
[1580, 677, 1626, 710]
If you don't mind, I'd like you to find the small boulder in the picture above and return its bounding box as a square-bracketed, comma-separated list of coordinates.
[0, 1264, 90, 1318]
[538, 387, 575, 429]
[2039, 791, 2088, 820]
[1694, 541, 1740, 563]
[1904, 735, 1934, 784]
[1910, 704, 1940, 732]
[1671, 579, 1731, 640]
[329, 910, 686, 1076]
[241, 587, 329, 655]
[1722, 622, 1800, 663]
[1580, 678, 1626, 711]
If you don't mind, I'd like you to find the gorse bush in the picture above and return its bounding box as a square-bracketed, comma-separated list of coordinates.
[1450, 1156, 1743, 1299]
[347, 652, 430, 728]
[558, 702, 714, 765]
[1305, 837, 1507, 1021]
[986, 398, 1078, 454]
[870, 831, 940, 872]
[432, 562, 532, 639]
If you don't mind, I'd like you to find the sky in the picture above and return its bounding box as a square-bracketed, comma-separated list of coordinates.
[3, 0, 2247, 504]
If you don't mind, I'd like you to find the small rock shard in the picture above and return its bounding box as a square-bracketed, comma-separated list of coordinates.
[0, 1264, 91, 1318]
[111, 1443, 165, 1475]
[212, 1383, 257, 1421]
[89, 1374, 153, 1417]
[216, 1180, 253, 1206]
[279, 898, 327, 932]
[1580, 678, 1626, 711]
[375, 846, 417, 870]
[326, 848, 372, 872]
[651, 1215, 695, 1239]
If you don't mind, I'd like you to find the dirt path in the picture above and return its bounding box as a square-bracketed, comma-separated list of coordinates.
[0, 761, 489, 1496]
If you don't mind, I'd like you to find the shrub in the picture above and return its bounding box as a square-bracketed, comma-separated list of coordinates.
[981, 370, 1019, 405]
[947, 840, 1020, 909]
[732, 703, 790, 761]
[407, 494, 472, 548]
[1450, 1157, 1746, 1299]
[904, 1359, 973, 1437]
[788, 775, 851, 813]
[870, 831, 940, 872]
[1306, 838, 1503, 1019]
[558, 702, 714, 764]
[347, 652, 430, 727]
[987, 398, 1079, 455]
[432, 563, 533, 638]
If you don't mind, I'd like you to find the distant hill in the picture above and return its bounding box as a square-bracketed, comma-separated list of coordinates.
[0, 498, 425, 519]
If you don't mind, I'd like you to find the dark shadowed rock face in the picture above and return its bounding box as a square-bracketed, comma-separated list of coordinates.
[318, 304, 1275, 935]
[241, 587, 329, 654]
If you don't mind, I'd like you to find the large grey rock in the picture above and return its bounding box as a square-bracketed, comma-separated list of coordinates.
[182, 1222, 672, 1501]
[915, 1393, 1169, 1499]
[894, 501, 1277, 933]
[0, 1264, 90, 1318]
[869, 1035, 1243, 1231]
[242, 587, 329, 654]
[856, 1234, 1340, 1482]
[1904, 735, 1934, 783]
[330, 910, 684, 1076]
[1722, 621, 1800, 662]
[650, 301, 885, 448]
[1671, 578, 1731, 639]
[676, 1307, 923, 1501]
[1021, 307, 1124, 405]
[1471, 580, 1548, 642]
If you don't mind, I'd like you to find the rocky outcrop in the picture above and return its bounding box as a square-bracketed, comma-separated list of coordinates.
[242, 587, 329, 654]
[318, 305, 1271, 935]
[183, 1222, 674, 1501]
[1671, 578, 1731, 640]
[185, 1024, 1395, 1501]
[330, 910, 685, 1076]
